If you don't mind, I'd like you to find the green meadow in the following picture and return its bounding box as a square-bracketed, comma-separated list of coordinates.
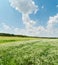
[0, 36, 58, 65]
[0, 36, 37, 43]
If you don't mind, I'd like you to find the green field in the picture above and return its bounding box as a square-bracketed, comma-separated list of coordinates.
[0, 36, 37, 43]
[0, 37, 58, 65]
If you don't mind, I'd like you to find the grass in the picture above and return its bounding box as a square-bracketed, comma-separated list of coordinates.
[0, 37, 58, 65]
[0, 36, 38, 43]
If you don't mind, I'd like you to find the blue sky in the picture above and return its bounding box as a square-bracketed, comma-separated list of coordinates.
[0, 0, 58, 37]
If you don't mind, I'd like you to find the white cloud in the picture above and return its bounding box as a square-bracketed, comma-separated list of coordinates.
[48, 14, 58, 25]
[47, 14, 58, 32]
[9, 0, 38, 14]
[22, 14, 36, 29]
[41, 6, 44, 9]
[13, 26, 46, 37]
[13, 28, 31, 36]
[47, 14, 58, 34]
[9, 0, 38, 30]
[0, 23, 14, 34]
[9, 0, 58, 37]
[13, 14, 58, 37]
[56, 5, 58, 8]
[2, 23, 11, 31]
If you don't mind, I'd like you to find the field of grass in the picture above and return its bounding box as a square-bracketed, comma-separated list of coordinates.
[0, 37, 58, 65]
[0, 36, 37, 43]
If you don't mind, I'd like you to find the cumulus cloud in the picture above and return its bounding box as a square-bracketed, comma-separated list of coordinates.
[47, 14, 58, 34]
[0, 23, 12, 33]
[56, 5, 58, 8]
[14, 15, 58, 36]
[41, 6, 44, 9]
[2, 23, 11, 31]
[14, 27, 34, 35]
[22, 14, 36, 29]
[48, 14, 58, 25]
[9, 0, 38, 14]
[9, 0, 37, 14]
[9, 0, 58, 37]
[9, 0, 38, 30]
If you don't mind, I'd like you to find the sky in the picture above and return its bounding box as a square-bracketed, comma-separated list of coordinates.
[0, 0, 58, 37]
